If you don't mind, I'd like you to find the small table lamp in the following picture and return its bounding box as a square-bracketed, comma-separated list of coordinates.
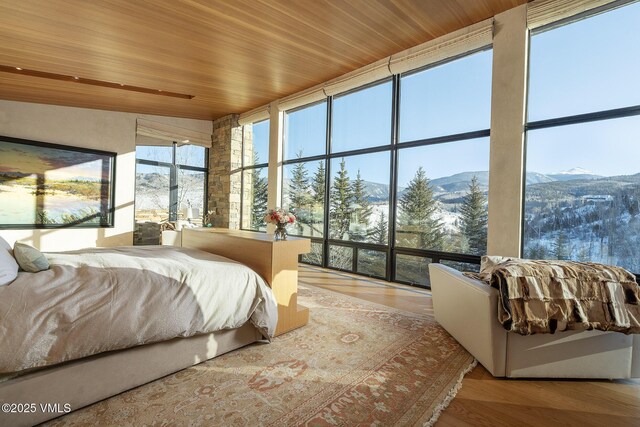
[183, 208, 200, 225]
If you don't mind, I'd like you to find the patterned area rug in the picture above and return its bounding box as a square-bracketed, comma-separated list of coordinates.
[48, 285, 475, 426]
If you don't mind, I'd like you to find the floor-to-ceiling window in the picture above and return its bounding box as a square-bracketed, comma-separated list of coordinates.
[524, 1, 640, 272]
[240, 119, 270, 232]
[135, 143, 208, 242]
[282, 47, 492, 287]
[282, 101, 328, 264]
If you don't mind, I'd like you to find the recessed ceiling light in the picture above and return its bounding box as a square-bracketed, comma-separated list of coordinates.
[73, 76, 79, 80]
[15, 67, 22, 70]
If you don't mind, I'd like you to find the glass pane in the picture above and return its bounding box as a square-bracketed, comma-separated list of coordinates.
[528, 2, 640, 121]
[329, 152, 390, 243]
[329, 245, 353, 270]
[284, 101, 327, 160]
[177, 169, 205, 226]
[395, 254, 431, 287]
[357, 249, 387, 278]
[135, 146, 172, 163]
[135, 163, 171, 224]
[440, 260, 480, 273]
[301, 241, 323, 266]
[244, 120, 270, 167]
[331, 81, 392, 153]
[399, 49, 492, 142]
[395, 138, 489, 254]
[282, 160, 325, 238]
[242, 167, 268, 231]
[524, 115, 640, 273]
[176, 144, 206, 168]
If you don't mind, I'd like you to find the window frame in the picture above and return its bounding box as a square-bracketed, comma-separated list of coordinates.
[522, 4, 640, 272]
[135, 142, 208, 223]
[281, 49, 492, 287]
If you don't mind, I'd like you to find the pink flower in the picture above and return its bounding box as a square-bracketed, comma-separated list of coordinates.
[264, 208, 295, 225]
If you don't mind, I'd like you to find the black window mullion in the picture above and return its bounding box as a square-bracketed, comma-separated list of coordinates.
[397, 129, 491, 149]
[176, 164, 208, 173]
[322, 96, 332, 268]
[389, 74, 400, 282]
[352, 246, 358, 273]
[203, 147, 209, 222]
[169, 163, 178, 222]
[136, 159, 173, 168]
[526, 104, 640, 131]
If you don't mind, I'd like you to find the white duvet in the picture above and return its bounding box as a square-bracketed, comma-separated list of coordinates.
[0, 246, 277, 374]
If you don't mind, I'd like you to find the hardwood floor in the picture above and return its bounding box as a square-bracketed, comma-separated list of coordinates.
[298, 264, 640, 427]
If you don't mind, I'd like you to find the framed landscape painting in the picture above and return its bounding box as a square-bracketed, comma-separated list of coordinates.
[0, 135, 116, 229]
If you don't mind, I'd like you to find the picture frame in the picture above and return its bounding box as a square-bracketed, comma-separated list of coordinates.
[0, 135, 116, 229]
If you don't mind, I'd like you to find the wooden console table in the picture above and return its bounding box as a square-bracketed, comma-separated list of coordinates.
[181, 228, 311, 336]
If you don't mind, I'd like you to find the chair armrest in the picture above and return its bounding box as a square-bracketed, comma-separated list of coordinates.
[429, 263, 507, 376]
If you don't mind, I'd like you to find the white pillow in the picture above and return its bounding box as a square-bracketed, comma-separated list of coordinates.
[0, 237, 19, 286]
[0, 236, 11, 252]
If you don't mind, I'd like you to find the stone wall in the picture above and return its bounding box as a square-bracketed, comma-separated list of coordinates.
[208, 114, 242, 229]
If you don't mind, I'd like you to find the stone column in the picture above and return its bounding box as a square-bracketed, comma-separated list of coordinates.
[208, 114, 242, 229]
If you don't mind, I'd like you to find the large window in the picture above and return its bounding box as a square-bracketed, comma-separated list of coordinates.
[393, 49, 492, 285]
[241, 119, 269, 231]
[524, 2, 640, 273]
[283, 48, 492, 286]
[395, 138, 490, 255]
[135, 143, 208, 237]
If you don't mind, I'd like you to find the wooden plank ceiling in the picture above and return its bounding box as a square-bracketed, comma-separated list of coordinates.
[0, 0, 526, 121]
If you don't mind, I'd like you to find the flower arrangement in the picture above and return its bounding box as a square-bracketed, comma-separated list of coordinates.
[264, 208, 296, 226]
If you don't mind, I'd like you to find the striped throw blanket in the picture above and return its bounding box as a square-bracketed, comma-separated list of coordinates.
[472, 256, 640, 335]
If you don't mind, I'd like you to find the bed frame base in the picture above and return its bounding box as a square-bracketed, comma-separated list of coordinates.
[0, 323, 262, 427]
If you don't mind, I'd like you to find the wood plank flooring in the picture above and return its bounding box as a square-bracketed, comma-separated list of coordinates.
[299, 264, 640, 427]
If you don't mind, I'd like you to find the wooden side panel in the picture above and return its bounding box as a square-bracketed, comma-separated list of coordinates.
[182, 228, 274, 284]
[182, 228, 311, 336]
[272, 245, 309, 336]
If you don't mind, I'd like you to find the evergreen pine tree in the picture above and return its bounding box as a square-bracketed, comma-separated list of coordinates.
[351, 170, 373, 241]
[329, 158, 354, 239]
[352, 170, 373, 224]
[368, 212, 388, 245]
[459, 175, 488, 255]
[289, 151, 312, 232]
[553, 232, 571, 260]
[311, 160, 326, 205]
[398, 167, 444, 250]
[290, 163, 311, 208]
[526, 243, 547, 259]
[250, 158, 268, 230]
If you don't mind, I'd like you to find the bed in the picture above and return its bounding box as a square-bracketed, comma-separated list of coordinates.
[0, 245, 278, 426]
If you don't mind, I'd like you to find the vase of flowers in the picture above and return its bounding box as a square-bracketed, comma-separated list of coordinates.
[264, 208, 296, 241]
